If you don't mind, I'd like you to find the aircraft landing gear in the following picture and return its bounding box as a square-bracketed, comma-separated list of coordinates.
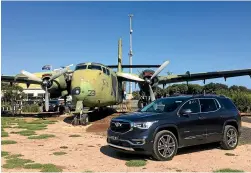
[72, 113, 89, 126]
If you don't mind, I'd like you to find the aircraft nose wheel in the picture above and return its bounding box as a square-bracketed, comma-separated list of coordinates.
[72, 113, 89, 126]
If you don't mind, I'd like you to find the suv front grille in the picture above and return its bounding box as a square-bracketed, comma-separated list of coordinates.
[110, 120, 131, 133]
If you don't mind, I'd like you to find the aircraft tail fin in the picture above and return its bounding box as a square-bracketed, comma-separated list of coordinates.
[117, 38, 122, 72]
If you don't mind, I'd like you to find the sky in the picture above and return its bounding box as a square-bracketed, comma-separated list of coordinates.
[2, 1, 251, 90]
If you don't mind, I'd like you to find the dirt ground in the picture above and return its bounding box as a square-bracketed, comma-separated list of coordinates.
[2, 114, 251, 172]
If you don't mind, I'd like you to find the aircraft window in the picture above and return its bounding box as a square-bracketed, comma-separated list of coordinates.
[107, 69, 110, 75]
[75, 65, 87, 71]
[102, 67, 107, 74]
[87, 65, 102, 71]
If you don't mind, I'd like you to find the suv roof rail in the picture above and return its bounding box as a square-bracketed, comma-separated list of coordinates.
[192, 93, 226, 98]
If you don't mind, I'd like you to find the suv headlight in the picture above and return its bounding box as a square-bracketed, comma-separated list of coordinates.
[133, 121, 158, 129]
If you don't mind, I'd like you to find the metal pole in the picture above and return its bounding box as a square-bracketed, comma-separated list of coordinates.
[128, 14, 133, 95]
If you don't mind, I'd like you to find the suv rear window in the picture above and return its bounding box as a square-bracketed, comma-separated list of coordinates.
[220, 98, 237, 110]
[199, 99, 218, 112]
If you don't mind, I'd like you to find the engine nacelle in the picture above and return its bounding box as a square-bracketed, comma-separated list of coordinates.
[138, 69, 159, 95]
[41, 73, 69, 98]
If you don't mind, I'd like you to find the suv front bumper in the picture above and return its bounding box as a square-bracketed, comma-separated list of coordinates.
[107, 128, 153, 155]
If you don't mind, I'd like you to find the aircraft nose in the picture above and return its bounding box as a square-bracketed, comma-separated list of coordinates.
[71, 81, 94, 99]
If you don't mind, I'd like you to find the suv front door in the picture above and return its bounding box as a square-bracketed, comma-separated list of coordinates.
[178, 99, 207, 147]
[198, 98, 223, 142]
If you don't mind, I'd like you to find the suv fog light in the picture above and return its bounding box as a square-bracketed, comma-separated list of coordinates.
[131, 139, 145, 145]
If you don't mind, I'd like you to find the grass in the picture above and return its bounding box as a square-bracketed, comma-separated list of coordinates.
[1, 140, 17, 145]
[24, 163, 63, 172]
[2, 158, 34, 169]
[225, 153, 236, 156]
[17, 124, 47, 131]
[40, 164, 63, 172]
[27, 119, 58, 125]
[1, 151, 9, 157]
[69, 134, 81, 137]
[53, 151, 67, 156]
[28, 134, 55, 139]
[1, 151, 62, 172]
[2, 131, 9, 137]
[214, 168, 244, 172]
[23, 163, 44, 169]
[14, 130, 36, 136]
[5, 154, 24, 159]
[125, 160, 147, 167]
[60, 146, 68, 149]
[2, 125, 12, 128]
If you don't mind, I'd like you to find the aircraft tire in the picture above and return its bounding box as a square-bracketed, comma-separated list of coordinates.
[72, 116, 79, 126]
[80, 114, 89, 126]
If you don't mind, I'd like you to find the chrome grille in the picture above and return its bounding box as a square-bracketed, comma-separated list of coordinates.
[110, 120, 131, 133]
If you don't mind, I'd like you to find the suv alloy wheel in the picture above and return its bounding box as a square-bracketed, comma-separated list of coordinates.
[152, 130, 178, 161]
[220, 125, 239, 150]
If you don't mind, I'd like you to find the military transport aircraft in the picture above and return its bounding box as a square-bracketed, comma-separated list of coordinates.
[2, 38, 251, 125]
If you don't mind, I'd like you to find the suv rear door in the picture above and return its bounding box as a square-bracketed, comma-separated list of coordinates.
[198, 98, 223, 142]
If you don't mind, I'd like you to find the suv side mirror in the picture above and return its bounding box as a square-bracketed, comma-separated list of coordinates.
[180, 109, 192, 116]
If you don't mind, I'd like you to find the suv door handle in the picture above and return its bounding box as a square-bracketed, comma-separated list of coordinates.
[199, 116, 205, 120]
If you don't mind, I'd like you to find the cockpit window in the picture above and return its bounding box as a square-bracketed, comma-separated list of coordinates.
[102, 67, 107, 74]
[75, 65, 87, 71]
[87, 65, 102, 71]
[107, 69, 110, 75]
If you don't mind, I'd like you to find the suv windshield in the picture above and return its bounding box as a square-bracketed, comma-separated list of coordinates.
[140, 97, 186, 113]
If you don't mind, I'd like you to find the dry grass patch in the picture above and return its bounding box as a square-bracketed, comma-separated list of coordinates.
[53, 152, 67, 156]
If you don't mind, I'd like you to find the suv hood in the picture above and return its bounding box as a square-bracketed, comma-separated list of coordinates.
[112, 112, 165, 122]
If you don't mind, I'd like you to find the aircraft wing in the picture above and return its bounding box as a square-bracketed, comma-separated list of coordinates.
[158, 68, 251, 84]
[1, 75, 41, 85]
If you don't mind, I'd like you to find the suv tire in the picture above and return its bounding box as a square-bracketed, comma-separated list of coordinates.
[220, 125, 239, 150]
[152, 130, 178, 161]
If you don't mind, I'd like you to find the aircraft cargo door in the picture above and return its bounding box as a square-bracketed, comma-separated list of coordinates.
[111, 75, 117, 101]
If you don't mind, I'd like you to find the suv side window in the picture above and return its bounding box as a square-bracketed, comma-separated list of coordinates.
[199, 99, 218, 112]
[180, 99, 200, 114]
[220, 98, 237, 110]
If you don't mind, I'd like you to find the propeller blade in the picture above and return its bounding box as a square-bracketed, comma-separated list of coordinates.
[21, 70, 42, 83]
[117, 72, 145, 82]
[49, 64, 72, 81]
[149, 85, 155, 102]
[45, 87, 49, 112]
[150, 60, 169, 80]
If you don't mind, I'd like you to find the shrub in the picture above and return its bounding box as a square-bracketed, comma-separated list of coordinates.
[22, 104, 40, 113]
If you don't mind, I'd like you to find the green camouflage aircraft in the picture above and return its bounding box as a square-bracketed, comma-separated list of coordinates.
[2, 38, 251, 125]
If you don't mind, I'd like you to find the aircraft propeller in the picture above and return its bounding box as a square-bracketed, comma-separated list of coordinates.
[145, 60, 169, 102]
[20, 64, 73, 112]
[121, 60, 169, 102]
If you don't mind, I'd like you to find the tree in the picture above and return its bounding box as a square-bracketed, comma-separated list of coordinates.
[1, 82, 25, 114]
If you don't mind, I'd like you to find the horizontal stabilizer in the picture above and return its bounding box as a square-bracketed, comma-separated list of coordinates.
[108, 65, 161, 68]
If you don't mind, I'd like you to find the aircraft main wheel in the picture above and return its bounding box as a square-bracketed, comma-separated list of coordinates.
[80, 114, 89, 126]
[72, 116, 79, 126]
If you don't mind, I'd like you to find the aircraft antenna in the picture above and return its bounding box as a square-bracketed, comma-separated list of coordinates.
[128, 14, 133, 95]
